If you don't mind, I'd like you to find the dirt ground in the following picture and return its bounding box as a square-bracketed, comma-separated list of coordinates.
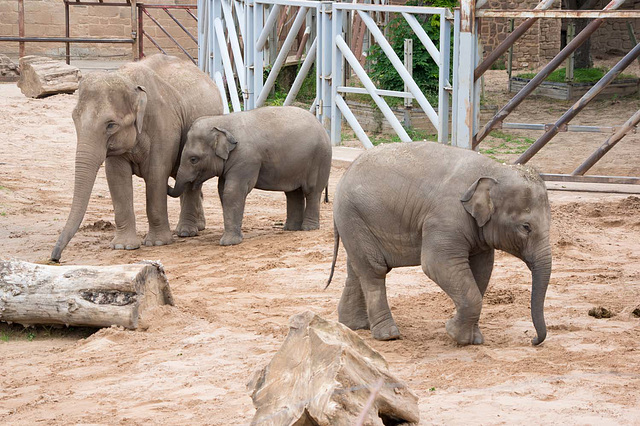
[1, 68, 640, 424]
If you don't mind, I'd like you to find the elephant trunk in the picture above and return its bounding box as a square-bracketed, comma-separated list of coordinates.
[51, 142, 105, 262]
[527, 241, 552, 346]
[167, 178, 186, 198]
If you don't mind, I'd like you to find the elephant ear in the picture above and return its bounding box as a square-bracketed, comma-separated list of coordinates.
[135, 85, 147, 134]
[461, 177, 498, 227]
[212, 126, 238, 160]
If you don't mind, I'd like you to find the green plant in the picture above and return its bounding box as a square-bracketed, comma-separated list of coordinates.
[366, 0, 457, 106]
[26, 331, 36, 342]
[1, 332, 9, 342]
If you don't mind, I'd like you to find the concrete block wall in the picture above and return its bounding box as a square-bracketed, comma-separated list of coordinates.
[0, 0, 197, 62]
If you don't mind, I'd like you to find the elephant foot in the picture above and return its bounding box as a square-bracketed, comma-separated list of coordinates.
[220, 232, 243, 246]
[110, 234, 140, 251]
[143, 230, 174, 247]
[338, 312, 370, 331]
[283, 221, 302, 231]
[445, 317, 484, 345]
[371, 318, 400, 341]
[175, 222, 200, 238]
[301, 221, 320, 231]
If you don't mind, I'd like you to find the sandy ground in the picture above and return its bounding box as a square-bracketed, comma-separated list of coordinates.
[1, 69, 640, 424]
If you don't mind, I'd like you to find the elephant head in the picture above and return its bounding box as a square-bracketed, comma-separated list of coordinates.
[51, 72, 147, 262]
[168, 119, 237, 198]
[461, 166, 552, 345]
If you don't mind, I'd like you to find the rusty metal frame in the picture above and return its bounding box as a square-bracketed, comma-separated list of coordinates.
[137, 3, 198, 64]
[458, 0, 640, 186]
[0, 0, 137, 64]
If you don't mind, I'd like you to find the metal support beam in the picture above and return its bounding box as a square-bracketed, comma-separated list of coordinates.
[285, 37, 316, 105]
[515, 40, 640, 164]
[256, 6, 308, 107]
[474, 0, 626, 148]
[573, 109, 640, 176]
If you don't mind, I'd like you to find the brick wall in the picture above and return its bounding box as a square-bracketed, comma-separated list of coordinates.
[0, 0, 197, 62]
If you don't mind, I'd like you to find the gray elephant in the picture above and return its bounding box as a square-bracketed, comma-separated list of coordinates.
[51, 54, 224, 262]
[327, 142, 552, 346]
[167, 106, 332, 246]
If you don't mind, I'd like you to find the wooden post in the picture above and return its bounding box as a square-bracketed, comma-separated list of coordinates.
[0, 260, 174, 329]
[18, 0, 25, 58]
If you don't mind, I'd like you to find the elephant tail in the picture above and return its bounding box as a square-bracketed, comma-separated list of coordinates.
[324, 224, 339, 290]
[324, 186, 329, 203]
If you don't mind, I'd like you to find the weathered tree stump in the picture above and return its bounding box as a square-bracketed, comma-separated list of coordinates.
[0, 260, 174, 329]
[17, 56, 81, 98]
[248, 311, 420, 426]
[0, 54, 19, 82]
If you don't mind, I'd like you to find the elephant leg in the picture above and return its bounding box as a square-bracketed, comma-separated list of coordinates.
[219, 179, 249, 246]
[284, 188, 304, 231]
[470, 249, 495, 297]
[143, 171, 174, 247]
[217, 176, 225, 208]
[338, 257, 370, 331]
[360, 272, 399, 341]
[468, 249, 495, 343]
[175, 184, 205, 237]
[106, 157, 140, 250]
[421, 233, 484, 345]
[301, 189, 322, 231]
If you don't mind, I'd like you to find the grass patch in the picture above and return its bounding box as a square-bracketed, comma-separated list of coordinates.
[480, 131, 535, 161]
[516, 67, 637, 84]
[370, 127, 437, 145]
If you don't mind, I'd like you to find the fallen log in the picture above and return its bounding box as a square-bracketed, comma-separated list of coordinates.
[17, 56, 81, 98]
[248, 311, 420, 425]
[0, 260, 174, 329]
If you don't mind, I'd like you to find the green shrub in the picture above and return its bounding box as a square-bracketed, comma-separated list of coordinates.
[365, 0, 457, 107]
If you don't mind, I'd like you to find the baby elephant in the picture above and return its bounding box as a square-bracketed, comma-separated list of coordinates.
[168, 106, 332, 246]
[327, 142, 552, 346]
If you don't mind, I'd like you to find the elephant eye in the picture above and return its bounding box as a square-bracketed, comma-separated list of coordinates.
[106, 122, 118, 132]
[522, 223, 532, 233]
[189, 156, 199, 165]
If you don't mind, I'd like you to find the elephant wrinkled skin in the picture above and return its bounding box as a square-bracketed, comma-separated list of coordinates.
[51, 54, 224, 262]
[168, 106, 332, 246]
[327, 142, 552, 346]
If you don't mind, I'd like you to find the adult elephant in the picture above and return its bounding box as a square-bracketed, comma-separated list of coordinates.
[51, 54, 224, 262]
[327, 142, 552, 346]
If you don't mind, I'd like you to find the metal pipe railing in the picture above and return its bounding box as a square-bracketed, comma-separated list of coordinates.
[572, 109, 640, 176]
[164, 8, 197, 43]
[515, 40, 640, 164]
[473, 0, 626, 149]
[141, 7, 196, 63]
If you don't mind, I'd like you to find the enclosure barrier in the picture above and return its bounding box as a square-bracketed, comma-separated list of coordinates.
[461, 0, 640, 185]
[138, 4, 198, 63]
[197, 0, 639, 185]
[0, 0, 137, 64]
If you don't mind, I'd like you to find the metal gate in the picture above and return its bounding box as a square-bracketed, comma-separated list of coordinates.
[199, 0, 640, 185]
[198, 0, 453, 145]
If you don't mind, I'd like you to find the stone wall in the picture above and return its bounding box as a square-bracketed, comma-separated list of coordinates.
[479, 0, 562, 70]
[0, 0, 197, 62]
[589, 0, 640, 56]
